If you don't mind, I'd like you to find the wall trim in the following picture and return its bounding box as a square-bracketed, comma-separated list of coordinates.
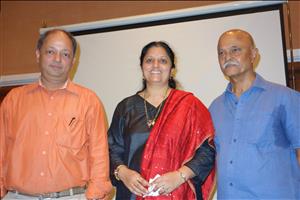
[0, 72, 40, 87]
[287, 49, 300, 62]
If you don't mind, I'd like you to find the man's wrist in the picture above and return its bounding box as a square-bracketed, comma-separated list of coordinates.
[87, 194, 106, 200]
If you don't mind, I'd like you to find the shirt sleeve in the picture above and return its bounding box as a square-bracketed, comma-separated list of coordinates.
[185, 139, 215, 184]
[85, 96, 112, 199]
[0, 97, 8, 198]
[282, 89, 300, 149]
[107, 104, 126, 185]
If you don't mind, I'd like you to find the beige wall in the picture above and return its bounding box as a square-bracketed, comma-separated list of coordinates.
[1, 1, 299, 76]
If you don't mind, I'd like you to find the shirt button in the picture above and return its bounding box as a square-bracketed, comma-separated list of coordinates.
[48, 112, 52, 116]
[230, 160, 233, 164]
[229, 182, 233, 186]
[40, 172, 45, 176]
[233, 139, 237, 143]
[42, 151, 47, 155]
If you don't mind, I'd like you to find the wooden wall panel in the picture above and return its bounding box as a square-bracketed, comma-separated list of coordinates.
[0, 1, 299, 76]
[283, 1, 300, 51]
[0, 2, 3, 77]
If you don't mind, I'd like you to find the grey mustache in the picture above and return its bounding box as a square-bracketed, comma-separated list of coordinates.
[223, 60, 239, 68]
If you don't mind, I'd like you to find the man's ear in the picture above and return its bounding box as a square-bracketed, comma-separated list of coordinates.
[35, 49, 41, 63]
[72, 57, 76, 66]
[251, 48, 258, 63]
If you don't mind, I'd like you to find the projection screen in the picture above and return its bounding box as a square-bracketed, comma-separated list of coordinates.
[43, 1, 287, 124]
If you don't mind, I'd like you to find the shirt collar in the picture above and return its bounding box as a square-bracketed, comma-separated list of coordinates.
[225, 73, 268, 94]
[38, 78, 68, 89]
[27, 78, 78, 95]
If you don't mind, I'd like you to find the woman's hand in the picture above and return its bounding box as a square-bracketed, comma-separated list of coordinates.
[151, 166, 195, 196]
[118, 166, 149, 197]
[151, 171, 184, 196]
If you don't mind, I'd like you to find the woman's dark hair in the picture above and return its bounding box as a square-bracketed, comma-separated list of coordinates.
[36, 29, 77, 56]
[139, 41, 176, 91]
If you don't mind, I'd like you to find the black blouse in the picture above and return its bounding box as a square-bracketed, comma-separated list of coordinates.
[108, 94, 215, 200]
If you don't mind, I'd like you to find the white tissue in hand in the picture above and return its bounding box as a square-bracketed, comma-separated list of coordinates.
[143, 174, 161, 197]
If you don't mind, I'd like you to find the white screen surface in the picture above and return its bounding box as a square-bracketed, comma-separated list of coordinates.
[71, 8, 286, 123]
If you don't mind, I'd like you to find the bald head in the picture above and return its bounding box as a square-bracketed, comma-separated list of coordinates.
[218, 29, 255, 49]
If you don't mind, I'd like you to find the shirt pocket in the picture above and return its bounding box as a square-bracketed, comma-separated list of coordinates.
[245, 112, 280, 153]
[55, 114, 87, 149]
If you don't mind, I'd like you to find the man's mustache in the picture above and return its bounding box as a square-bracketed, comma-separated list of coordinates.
[223, 60, 240, 68]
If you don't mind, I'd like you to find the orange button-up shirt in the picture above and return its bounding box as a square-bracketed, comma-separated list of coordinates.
[0, 81, 112, 199]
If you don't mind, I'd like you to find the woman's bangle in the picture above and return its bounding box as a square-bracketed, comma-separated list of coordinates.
[114, 165, 125, 181]
[177, 170, 188, 183]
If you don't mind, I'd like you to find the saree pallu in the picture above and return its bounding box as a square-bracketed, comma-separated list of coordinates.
[137, 89, 215, 200]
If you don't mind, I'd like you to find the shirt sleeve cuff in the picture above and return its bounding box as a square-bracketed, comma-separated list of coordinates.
[85, 180, 113, 199]
[1, 186, 7, 198]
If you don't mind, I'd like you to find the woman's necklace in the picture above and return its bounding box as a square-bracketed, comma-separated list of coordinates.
[143, 88, 169, 128]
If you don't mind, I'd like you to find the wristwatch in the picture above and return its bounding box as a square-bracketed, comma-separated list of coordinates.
[114, 165, 123, 181]
[177, 170, 188, 183]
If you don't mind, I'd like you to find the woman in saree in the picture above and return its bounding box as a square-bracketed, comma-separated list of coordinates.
[108, 41, 215, 200]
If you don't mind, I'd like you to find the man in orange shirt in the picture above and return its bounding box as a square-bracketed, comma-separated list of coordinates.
[0, 29, 112, 199]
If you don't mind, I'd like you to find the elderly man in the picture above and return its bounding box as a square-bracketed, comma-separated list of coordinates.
[209, 29, 300, 199]
[0, 29, 112, 199]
